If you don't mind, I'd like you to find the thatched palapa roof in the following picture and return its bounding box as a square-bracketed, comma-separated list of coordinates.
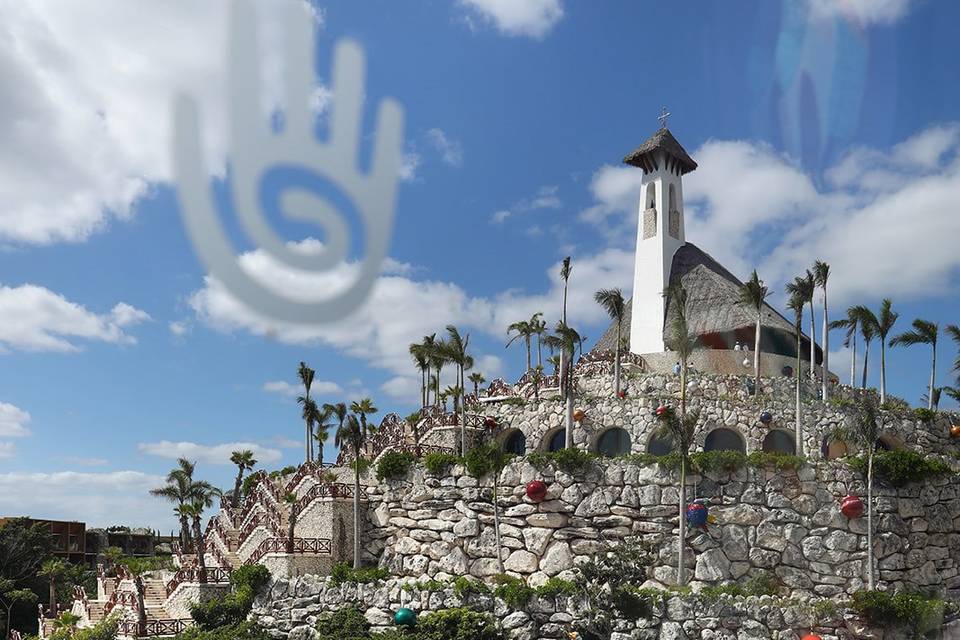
[623, 127, 698, 175]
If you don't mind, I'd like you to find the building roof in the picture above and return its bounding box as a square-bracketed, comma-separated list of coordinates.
[623, 127, 698, 175]
[591, 242, 807, 354]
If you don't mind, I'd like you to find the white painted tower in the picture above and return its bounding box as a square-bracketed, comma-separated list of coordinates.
[623, 120, 698, 355]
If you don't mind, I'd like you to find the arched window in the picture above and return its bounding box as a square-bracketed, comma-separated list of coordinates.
[876, 434, 903, 451]
[668, 184, 677, 211]
[643, 183, 658, 240]
[596, 428, 631, 457]
[646, 182, 657, 209]
[545, 429, 566, 452]
[704, 428, 745, 454]
[821, 437, 849, 459]
[761, 430, 796, 455]
[647, 431, 675, 456]
[503, 430, 526, 455]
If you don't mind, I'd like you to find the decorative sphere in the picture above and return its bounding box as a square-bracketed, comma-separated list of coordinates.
[655, 405, 669, 418]
[742, 357, 751, 367]
[950, 424, 960, 439]
[759, 411, 773, 424]
[686, 503, 708, 528]
[394, 608, 416, 626]
[800, 635, 822, 640]
[573, 408, 586, 422]
[840, 495, 865, 519]
[525, 480, 548, 502]
[782, 365, 794, 377]
[483, 416, 498, 429]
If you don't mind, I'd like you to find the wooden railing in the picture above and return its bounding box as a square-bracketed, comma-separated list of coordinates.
[243, 537, 331, 566]
[164, 566, 231, 597]
[294, 482, 366, 514]
[118, 619, 190, 638]
[237, 511, 282, 549]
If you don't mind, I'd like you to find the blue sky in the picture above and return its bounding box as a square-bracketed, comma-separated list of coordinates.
[1, 0, 959, 530]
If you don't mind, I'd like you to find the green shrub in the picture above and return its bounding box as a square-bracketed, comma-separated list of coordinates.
[851, 590, 946, 635]
[49, 616, 119, 640]
[913, 408, 936, 423]
[452, 576, 490, 598]
[230, 564, 270, 592]
[463, 443, 511, 478]
[535, 577, 577, 598]
[746, 451, 807, 470]
[847, 450, 952, 487]
[376, 451, 416, 481]
[700, 572, 778, 600]
[690, 450, 746, 473]
[329, 562, 390, 586]
[315, 607, 371, 640]
[414, 608, 503, 640]
[175, 622, 269, 640]
[491, 574, 534, 608]
[403, 578, 448, 592]
[527, 448, 596, 474]
[423, 452, 460, 476]
[499, 397, 526, 406]
[190, 564, 270, 631]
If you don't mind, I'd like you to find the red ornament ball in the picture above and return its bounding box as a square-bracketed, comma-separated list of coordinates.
[840, 495, 864, 519]
[572, 408, 586, 422]
[617, 390, 627, 399]
[800, 635, 822, 640]
[526, 480, 548, 503]
[950, 424, 960, 438]
[655, 405, 668, 418]
[483, 416, 498, 429]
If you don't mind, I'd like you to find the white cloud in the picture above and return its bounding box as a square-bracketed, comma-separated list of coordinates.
[262, 379, 343, 398]
[169, 320, 190, 336]
[0, 443, 14, 459]
[138, 440, 282, 465]
[60, 456, 109, 467]
[807, 0, 914, 25]
[491, 185, 561, 224]
[0, 402, 31, 437]
[0, 283, 149, 352]
[426, 128, 464, 167]
[0, 470, 169, 529]
[459, 0, 564, 38]
[399, 150, 422, 182]
[272, 436, 302, 450]
[0, 0, 320, 245]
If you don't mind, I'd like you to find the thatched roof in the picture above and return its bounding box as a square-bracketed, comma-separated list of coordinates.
[591, 243, 817, 358]
[623, 127, 698, 175]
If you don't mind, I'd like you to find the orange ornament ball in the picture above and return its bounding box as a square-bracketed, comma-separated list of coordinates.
[800, 635, 822, 640]
[573, 408, 586, 422]
[950, 424, 960, 438]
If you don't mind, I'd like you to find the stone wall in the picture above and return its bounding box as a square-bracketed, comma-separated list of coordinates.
[361, 458, 960, 599]
[250, 575, 950, 640]
[165, 583, 229, 619]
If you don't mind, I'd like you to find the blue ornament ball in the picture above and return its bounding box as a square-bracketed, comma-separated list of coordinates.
[686, 503, 708, 527]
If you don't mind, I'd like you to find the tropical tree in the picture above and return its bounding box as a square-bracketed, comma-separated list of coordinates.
[545, 322, 581, 448]
[594, 287, 626, 396]
[738, 270, 769, 395]
[853, 306, 878, 390]
[830, 307, 861, 386]
[547, 354, 561, 377]
[349, 398, 378, 439]
[505, 319, 534, 372]
[558, 257, 573, 430]
[323, 402, 348, 458]
[409, 342, 429, 408]
[38, 559, 67, 617]
[283, 492, 298, 554]
[814, 261, 831, 399]
[149, 458, 198, 553]
[787, 291, 806, 455]
[429, 338, 448, 408]
[185, 481, 218, 584]
[664, 282, 697, 415]
[890, 319, 940, 409]
[464, 440, 510, 574]
[869, 299, 899, 404]
[655, 407, 697, 586]
[313, 406, 334, 466]
[530, 312, 547, 368]
[468, 372, 486, 398]
[50, 612, 81, 632]
[335, 414, 367, 569]
[229, 450, 257, 509]
[297, 361, 316, 463]
[835, 399, 881, 590]
[947, 324, 960, 380]
[530, 365, 543, 402]
[443, 325, 473, 454]
[0, 578, 37, 640]
[560, 257, 572, 323]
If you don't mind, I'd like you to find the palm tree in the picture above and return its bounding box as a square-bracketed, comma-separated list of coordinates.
[530, 365, 543, 402]
[186, 482, 218, 584]
[468, 372, 486, 398]
[558, 257, 572, 430]
[836, 399, 881, 590]
[872, 299, 899, 404]
[547, 354, 561, 377]
[350, 398, 378, 439]
[38, 559, 67, 617]
[150, 458, 198, 553]
[891, 320, 940, 409]
[421, 334, 438, 405]
[297, 395, 323, 465]
[853, 306, 878, 390]
[444, 325, 473, 455]
[664, 282, 697, 415]
[323, 402, 348, 454]
[830, 307, 861, 386]
[409, 342, 429, 408]
[738, 270, 769, 395]
[545, 322, 581, 448]
[655, 407, 697, 586]
[506, 320, 534, 372]
[946, 324, 960, 381]
[531, 312, 547, 368]
[313, 406, 334, 466]
[814, 261, 831, 399]
[786, 274, 815, 381]
[594, 287, 626, 396]
[229, 450, 257, 509]
[787, 291, 806, 455]
[560, 257, 572, 323]
[283, 492, 298, 554]
[298, 362, 316, 463]
[429, 338, 448, 408]
[336, 414, 367, 569]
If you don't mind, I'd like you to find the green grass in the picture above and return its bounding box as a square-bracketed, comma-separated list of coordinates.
[846, 450, 952, 487]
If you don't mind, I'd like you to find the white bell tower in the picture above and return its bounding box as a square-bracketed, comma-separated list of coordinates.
[624, 111, 698, 355]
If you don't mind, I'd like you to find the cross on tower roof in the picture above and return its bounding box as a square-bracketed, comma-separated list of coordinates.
[658, 106, 671, 129]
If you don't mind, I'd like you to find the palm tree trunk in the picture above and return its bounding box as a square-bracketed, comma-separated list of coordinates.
[796, 330, 803, 455]
[421, 367, 426, 407]
[862, 343, 870, 390]
[821, 289, 829, 400]
[537, 335, 542, 368]
[48, 578, 56, 615]
[353, 459, 361, 569]
[287, 509, 296, 554]
[867, 451, 875, 590]
[492, 472, 504, 574]
[753, 314, 762, 395]
[614, 323, 622, 396]
[425, 363, 431, 405]
[564, 350, 574, 448]
[929, 344, 937, 410]
[459, 365, 467, 455]
[809, 302, 817, 382]
[192, 517, 207, 584]
[134, 577, 147, 637]
[879, 343, 887, 404]
[233, 471, 243, 509]
[680, 358, 687, 415]
[677, 458, 687, 586]
[179, 514, 192, 553]
[850, 334, 857, 387]
[525, 336, 531, 372]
